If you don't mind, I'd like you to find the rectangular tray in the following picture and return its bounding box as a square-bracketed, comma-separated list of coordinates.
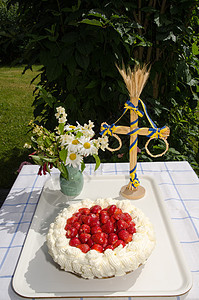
[12, 174, 192, 298]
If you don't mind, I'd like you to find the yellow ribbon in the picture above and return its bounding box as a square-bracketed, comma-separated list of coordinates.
[147, 126, 168, 139]
[100, 123, 117, 136]
[130, 172, 140, 188]
[124, 101, 144, 118]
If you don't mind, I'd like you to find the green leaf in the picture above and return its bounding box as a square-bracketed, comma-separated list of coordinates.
[46, 58, 62, 81]
[57, 163, 69, 180]
[40, 156, 57, 163]
[66, 56, 76, 75]
[76, 131, 83, 138]
[81, 161, 86, 172]
[192, 43, 199, 55]
[75, 51, 89, 70]
[85, 80, 98, 89]
[59, 148, 68, 164]
[66, 94, 77, 112]
[93, 154, 100, 171]
[30, 155, 43, 165]
[58, 123, 65, 135]
[80, 19, 103, 27]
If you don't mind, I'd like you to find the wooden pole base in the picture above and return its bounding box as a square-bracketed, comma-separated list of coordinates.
[120, 185, 145, 200]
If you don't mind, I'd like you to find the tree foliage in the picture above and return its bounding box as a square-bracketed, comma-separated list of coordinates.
[5, 0, 199, 171]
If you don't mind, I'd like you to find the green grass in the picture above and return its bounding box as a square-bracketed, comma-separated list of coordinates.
[0, 65, 41, 188]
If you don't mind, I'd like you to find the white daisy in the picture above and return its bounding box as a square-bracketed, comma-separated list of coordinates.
[60, 134, 74, 147]
[66, 152, 83, 168]
[79, 138, 98, 156]
[67, 138, 81, 153]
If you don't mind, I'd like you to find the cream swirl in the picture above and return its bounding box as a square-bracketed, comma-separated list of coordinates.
[46, 198, 156, 279]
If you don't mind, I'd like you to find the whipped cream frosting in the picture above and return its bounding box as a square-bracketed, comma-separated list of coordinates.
[46, 198, 156, 279]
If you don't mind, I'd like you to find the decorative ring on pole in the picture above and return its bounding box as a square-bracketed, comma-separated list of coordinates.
[145, 137, 169, 158]
[101, 122, 122, 152]
[106, 134, 122, 152]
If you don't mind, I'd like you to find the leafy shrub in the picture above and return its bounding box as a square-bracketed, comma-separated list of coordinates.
[0, 0, 26, 64]
[8, 0, 199, 172]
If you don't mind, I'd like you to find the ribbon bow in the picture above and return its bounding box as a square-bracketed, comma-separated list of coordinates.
[147, 126, 168, 139]
[124, 100, 144, 118]
[100, 123, 116, 136]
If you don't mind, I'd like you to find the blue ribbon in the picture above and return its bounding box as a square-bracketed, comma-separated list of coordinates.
[147, 126, 167, 138]
[124, 101, 144, 117]
[100, 123, 116, 136]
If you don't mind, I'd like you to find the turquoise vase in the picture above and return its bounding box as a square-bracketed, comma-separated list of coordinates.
[60, 165, 84, 197]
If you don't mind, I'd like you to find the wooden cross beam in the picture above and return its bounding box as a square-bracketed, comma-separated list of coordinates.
[100, 64, 170, 200]
[112, 116, 169, 200]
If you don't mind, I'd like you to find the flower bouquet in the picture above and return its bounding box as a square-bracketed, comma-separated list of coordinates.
[25, 107, 109, 196]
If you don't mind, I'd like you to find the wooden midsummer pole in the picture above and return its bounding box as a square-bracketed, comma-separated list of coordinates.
[118, 64, 150, 199]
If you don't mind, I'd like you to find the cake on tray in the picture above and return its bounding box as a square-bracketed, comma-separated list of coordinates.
[46, 198, 156, 279]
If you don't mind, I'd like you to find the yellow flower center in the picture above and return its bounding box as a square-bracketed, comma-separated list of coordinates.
[84, 142, 91, 149]
[69, 153, 76, 160]
[72, 139, 79, 145]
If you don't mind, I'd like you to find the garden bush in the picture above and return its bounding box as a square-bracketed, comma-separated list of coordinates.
[7, 0, 199, 172]
[0, 0, 26, 64]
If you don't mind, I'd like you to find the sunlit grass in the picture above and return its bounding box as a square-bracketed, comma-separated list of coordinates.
[0, 65, 41, 188]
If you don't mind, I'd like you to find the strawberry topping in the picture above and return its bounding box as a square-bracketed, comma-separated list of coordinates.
[65, 204, 136, 253]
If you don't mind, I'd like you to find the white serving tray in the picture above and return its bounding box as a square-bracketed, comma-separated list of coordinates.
[12, 174, 192, 298]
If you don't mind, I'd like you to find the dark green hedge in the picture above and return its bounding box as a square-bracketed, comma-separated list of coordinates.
[6, 0, 199, 172]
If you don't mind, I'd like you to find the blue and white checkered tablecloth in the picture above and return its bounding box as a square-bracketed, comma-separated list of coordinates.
[0, 161, 199, 300]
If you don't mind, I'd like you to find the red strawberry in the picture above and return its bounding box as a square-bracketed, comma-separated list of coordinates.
[118, 229, 130, 242]
[90, 214, 100, 227]
[64, 224, 71, 230]
[104, 244, 114, 251]
[108, 233, 118, 245]
[91, 244, 103, 253]
[67, 216, 78, 225]
[117, 219, 128, 230]
[113, 240, 125, 248]
[101, 220, 114, 234]
[79, 208, 90, 215]
[91, 225, 102, 235]
[92, 232, 106, 245]
[102, 238, 108, 249]
[69, 237, 81, 247]
[100, 212, 110, 224]
[87, 237, 94, 248]
[77, 244, 90, 253]
[90, 205, 102, 214]
[110, 215, 116, 223]
[79, 233, 91, 243]
[123, 212, 132, 223]
[125, 233, 133, 243]
[127, 224, 136, 234]
[101, 208, 108, 212]
[81, 215, 92, 225]
[90, 219, 100, 227]
[73, 221, 81, 231]
[79, 224, 90, 234]
[129, 220, 136, 226]
[107, 205, 117, 216]
[73, 212, 81, 219]
[65, 226, 78, 238]
[116, 213, 127, 220]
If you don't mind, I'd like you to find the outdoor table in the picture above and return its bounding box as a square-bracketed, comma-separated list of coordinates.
[0, 161, 198, 300]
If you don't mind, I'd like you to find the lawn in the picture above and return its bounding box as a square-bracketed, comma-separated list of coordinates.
[0, 65, 41, 188]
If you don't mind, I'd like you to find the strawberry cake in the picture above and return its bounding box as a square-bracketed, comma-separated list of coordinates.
[46, 198, 156, 279]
